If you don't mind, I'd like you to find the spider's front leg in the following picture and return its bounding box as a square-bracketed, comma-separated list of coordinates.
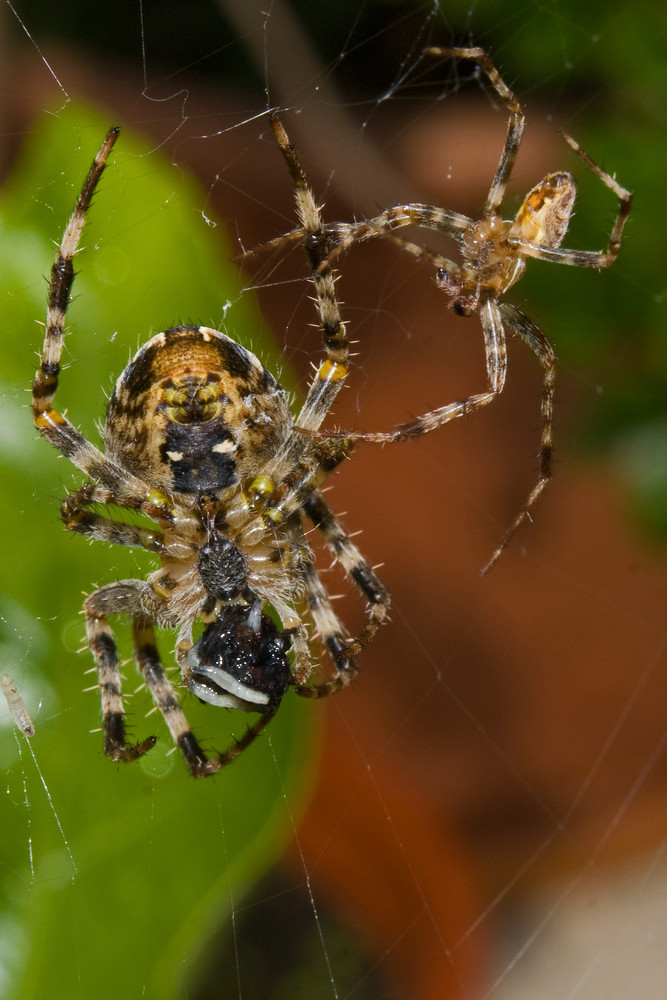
[268, 115, 351, 436]
[296, 559, 362, 699]
[303, 492, 390, 654]
[33, 130, 120, 468]
[316, 296, 508, 446]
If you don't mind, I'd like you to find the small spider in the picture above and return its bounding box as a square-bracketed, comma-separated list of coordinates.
[256, 47, 632, 571]
[33, 126, 392, 777]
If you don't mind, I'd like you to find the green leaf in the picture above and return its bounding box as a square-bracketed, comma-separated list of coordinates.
[0, 103, 316, 999]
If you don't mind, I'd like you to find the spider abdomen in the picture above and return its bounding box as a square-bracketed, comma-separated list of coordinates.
[104, 325, 292, 493]
[511, 171, 576, 248]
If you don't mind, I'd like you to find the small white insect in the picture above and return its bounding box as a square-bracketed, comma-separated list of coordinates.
[2, 673, 35, 738]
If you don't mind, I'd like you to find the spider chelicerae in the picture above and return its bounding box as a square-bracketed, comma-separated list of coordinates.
[255, 46, 631, 571]
[34, 125, 394, 777]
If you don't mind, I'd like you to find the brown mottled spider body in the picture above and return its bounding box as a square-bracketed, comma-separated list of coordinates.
[34, 128, 390, 777]
[106, 326, 289, 493]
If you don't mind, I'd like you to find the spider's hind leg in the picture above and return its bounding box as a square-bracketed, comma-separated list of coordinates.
[84, 581, 157, 764]
[297, 491, 390, 700]
[85, 580, 215, 775]
[133, 621, 213, 777]
[481, 302, 556, 574]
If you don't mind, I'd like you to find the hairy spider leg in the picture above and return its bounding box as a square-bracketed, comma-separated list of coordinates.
[32, 128, 167, 519]
[298, 492, 390, 697]
[426, 46, 524, 212]
[269, 115, 350, 435]
[515, 132, 632, 268]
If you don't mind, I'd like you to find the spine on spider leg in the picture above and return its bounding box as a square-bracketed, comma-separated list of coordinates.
[269, 114, 313, 230]
[301, 233, 350, 429]
[32, 127, 120, 427]
[269, 114, 348, 355]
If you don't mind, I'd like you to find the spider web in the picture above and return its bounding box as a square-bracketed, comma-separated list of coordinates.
[1, 1, 665, 998]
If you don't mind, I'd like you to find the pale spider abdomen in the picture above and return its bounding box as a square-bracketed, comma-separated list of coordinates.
[511, 171, 577, 248]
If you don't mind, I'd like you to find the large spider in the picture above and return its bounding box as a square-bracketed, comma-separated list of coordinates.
[33, 126, 395, 777]
[255, 47, 632, 571]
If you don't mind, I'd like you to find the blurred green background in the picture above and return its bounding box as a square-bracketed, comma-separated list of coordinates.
[0, 1, 664, 998]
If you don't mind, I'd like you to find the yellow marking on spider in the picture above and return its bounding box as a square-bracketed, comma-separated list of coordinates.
[248, 474, 274, 497]
[515, 205, 543, 243]
[318, 360, 347, 382]
[35, 408, 67, 428]
[146, 490, 170, 510]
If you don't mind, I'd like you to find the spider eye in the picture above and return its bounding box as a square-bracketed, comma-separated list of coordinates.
[160, 374, 225, 424]
[187, 605, 293, 711]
